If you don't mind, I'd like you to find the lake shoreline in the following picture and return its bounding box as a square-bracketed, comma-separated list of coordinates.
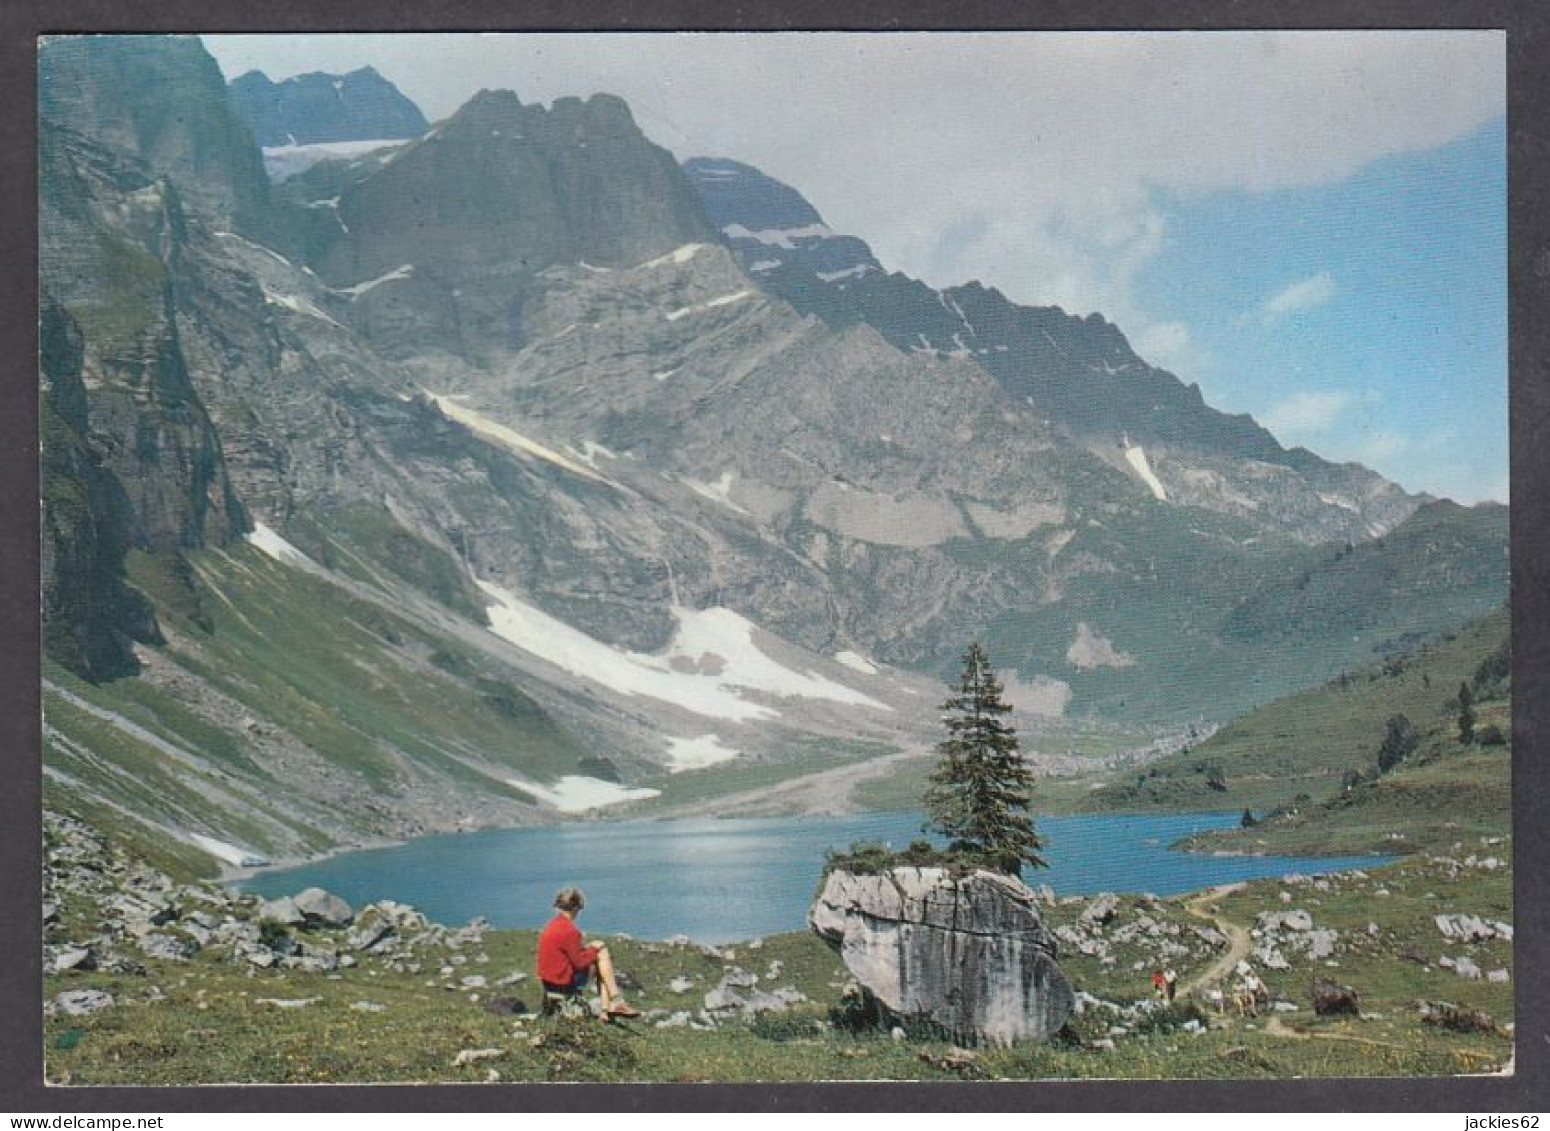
[231, 810, 1397, 944]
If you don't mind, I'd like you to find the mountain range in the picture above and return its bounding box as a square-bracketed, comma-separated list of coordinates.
[37, 36, 1509, 869]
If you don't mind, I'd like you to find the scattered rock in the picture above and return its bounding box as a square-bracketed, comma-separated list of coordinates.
[451, 1048, 504, 1068]
[918, 1047, 984, 1078]
[51, 989, 114, 1017]
[139, 933, 198, 962]
[669, 976, 695, 994]
[1452, 957, 1483, 981]
[51, 946, 96, 973]
[1488, 968, 1510, 984]
[460, 975, 488, 989]
[254, 997, 322, 1010]
[1258, 909, 1313, 932]
[1435, 913, 1509, 942]
[1419, 1000, 1498, 1034]
[1082, 893, 1120, 926]
[1312, 980, 1360, 1017]
[480, 997, 528, 1016]
[495, 971, 529, 987]
[350, 1001, 386, 1013]
[1306, 929, 1338, 960]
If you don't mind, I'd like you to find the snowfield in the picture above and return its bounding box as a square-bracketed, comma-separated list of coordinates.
[665, 734, 741, 772]
[476, 581, 887, 723]
[247, 522, 317, 568]
[261, 138, 409, 182]
[506, 775, 659, 812]
[188, 833, 270, 867]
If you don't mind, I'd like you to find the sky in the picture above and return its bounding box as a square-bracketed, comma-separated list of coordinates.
[203, 32, 1507, 503]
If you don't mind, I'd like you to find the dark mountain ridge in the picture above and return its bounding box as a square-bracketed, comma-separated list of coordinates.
[228, 65, 429, 147]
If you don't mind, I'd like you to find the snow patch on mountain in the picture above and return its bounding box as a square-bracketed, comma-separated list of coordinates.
[638, 243, 710, 270]
[247, 521, 316, 568]
[476, 581, 887, 723]
[1124, 442, 1169, 502]
[817, 264, 874, 282]
[834, 650, 879, 675]
[261, 138, 409, 182]
[427, 394, 609, 484]
[665, 734, 741, 772]
[338, 264, 414, 298]
[506, 774, 660, 812]
[665, 290, 755, 322]
[260, 287, 345, 330]
[683, 471, 748, 514]
[188, 833, 270, 867]
[722, 222, 834, 248]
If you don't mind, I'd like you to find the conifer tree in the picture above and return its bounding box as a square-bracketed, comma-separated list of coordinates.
[1457, 681, 1476, 743]
[923, 643, 1046, 875]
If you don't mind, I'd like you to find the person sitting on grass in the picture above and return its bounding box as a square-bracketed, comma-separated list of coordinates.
[537, 886, 640, 1018]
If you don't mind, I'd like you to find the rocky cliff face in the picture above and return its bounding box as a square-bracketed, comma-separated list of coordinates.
[39, 125, 247, 555]
[40, 295, 160, 679]
[284, 89, 714, 362]
[684, 157, 1423, 545]
[228, 66, 429, 148]
[39, 36, 271, 235]
[811, 866, 1075, 1043]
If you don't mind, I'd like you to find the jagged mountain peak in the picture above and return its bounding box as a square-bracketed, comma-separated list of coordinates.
[274, 86, 713, 361]
[228, 63, 430, 148]
[683, 154, 1425, 543]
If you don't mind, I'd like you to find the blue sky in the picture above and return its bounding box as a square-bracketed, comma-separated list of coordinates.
[1132, 119, 1507, 503]
[204, 32, 1507, 502]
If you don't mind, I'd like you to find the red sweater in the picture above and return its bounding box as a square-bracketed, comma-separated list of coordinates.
[537, 913, 599, 985]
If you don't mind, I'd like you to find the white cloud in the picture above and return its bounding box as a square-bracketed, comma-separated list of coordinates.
[204, 31, 1504, 325]
[1134, 321, 1193, 368]
[1262, 272, 1337, 319]
[1354, 429, 1408, 465]
[1261, 390, 1352, 437]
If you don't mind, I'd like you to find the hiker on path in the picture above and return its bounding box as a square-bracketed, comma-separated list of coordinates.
[537, 886, 640, 1018]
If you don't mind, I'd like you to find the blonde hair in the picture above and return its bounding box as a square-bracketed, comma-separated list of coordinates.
[554, 886, 586, 912]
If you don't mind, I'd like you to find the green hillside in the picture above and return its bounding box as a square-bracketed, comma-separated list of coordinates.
[1081, 605, 1510, 849]
[43, 539, 600, 868]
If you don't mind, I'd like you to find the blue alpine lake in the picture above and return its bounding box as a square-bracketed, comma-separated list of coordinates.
[238, 810, 1394, 943]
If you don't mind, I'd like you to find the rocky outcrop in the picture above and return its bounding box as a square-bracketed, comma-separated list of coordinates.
[810, 866, 1074, 1044]
[39, 35, 271, 233]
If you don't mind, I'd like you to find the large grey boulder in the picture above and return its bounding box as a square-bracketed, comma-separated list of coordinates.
[810, 866, 1074, 1044]
[258, 896, 305, 926]
[294, 887, 354, 927]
